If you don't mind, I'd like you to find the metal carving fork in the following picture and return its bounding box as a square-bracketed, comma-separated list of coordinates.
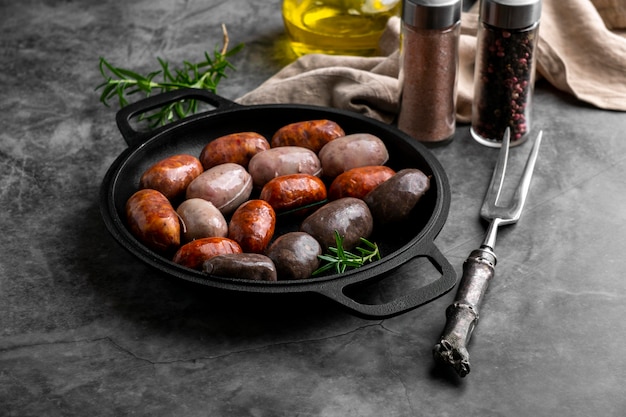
[433, 128, 543, 377]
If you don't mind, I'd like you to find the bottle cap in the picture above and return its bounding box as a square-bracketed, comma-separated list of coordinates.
[403, 0, 462, 29]
[480, 0, 542, 29]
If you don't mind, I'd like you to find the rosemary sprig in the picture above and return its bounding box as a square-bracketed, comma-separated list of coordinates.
[312, 231, 381, 276]
[96, 24, 244, 127]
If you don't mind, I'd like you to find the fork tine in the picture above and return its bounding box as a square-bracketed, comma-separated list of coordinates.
[510, 130, 543, 217]
[484, 128, 511, 208]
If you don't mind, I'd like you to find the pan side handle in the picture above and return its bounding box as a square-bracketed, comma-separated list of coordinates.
[115, 88, 241, 147]
[315, 244, 457, 319]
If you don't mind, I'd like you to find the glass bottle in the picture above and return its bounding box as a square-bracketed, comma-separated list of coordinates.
[282, 0, 402, 57]
[471, 0, 542, 147]
[397, 0, 462, 146]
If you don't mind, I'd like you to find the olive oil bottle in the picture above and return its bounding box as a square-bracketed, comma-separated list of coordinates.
[282, 0, 401, 56]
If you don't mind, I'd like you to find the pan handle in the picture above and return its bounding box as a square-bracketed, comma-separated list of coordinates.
[115, 88, 241, 147]
[315, 243, 457, 319]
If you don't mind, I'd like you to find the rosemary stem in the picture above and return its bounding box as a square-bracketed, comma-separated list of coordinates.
[95, 24, 243, 127]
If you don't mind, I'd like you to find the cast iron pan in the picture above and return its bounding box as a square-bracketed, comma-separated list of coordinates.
[100, 88, 457, 318]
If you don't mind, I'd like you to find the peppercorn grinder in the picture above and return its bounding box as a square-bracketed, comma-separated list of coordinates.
[470, 0, 542, 147]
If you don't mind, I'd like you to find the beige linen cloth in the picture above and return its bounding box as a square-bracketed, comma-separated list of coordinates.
[237, 0, 626, 124]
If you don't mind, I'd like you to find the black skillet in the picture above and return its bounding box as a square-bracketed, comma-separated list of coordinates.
[100, 88, 457, 319]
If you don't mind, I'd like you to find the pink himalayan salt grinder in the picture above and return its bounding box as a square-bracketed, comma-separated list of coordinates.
[398, 0, 462, 146]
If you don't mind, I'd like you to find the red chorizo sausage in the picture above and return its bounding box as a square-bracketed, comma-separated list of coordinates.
[139, 154, 203, 202]
[271, 119, 345, 153]
[259, 173, 327, 213]
[228, 199, 276, 253]
[328, 165, 396, 200]
[125, 189, 181, 255]
[199, 132, 270, 170]
[172, 237, 242, 270]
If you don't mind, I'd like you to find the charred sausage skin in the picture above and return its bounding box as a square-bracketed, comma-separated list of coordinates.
[199, 132, 270, 170]
[172, 237, 242, 270]
[125, 189, 181, 255]
[139, 154, 203, 202]
[271, 119, 345, 153]
[228, 199, 276, 253]
[259, 173, 327, 213]
[328, 165, 395, 200]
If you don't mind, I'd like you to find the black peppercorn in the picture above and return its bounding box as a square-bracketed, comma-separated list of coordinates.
[471, 0, 542, 147]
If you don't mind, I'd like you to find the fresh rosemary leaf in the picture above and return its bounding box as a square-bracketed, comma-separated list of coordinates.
[96, 24, 243, 128]
[312, 231, 381, 276]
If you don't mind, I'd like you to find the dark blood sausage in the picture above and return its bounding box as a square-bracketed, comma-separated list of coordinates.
[364, 168, 431, 225]
[266, 232, 322, 280]
[271, 119, 345, 153]
[202, 253, 278, 281]
[172, 237, 242, 270]
[300, 197, 374, 251]
[328, 165, 396, 200]
[125, 189, 181, 255]
[139, 154, 203, 202]
[228, 200, 276, 253]
[199, 132, 270, 170]
[259, 173, 327, 213]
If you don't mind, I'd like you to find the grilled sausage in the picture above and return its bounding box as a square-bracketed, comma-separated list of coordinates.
[202, 253, 278, 281]
[139, 154, 203, 202]
[199, 132, 270, 170]
[172, 237, 242, 270]
[185, 162, 253, 215]
[300, 197, 374, 251]
[328, 165, 396, 200]
[248, 146, 322, 188]
[364, 168, 431, 225]
[125, 189, 181, 255]
[176, 198, 228, 242]
[266, 232, 322, 280]
[259, 173, 327, 213]
[318, 133, 389, 179]
[228, 199, 276, 253]
[271, 119, 345, 153]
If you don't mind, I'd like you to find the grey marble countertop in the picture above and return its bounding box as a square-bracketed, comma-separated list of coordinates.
[2, 1, 625, 416]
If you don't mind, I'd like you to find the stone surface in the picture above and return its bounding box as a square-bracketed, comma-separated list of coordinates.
[2, 1, 626, 416]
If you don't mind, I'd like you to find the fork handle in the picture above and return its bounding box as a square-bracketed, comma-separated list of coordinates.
[433, 247, 496, 377]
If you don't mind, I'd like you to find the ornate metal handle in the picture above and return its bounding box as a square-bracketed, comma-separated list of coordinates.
[432, 247, 496, 377]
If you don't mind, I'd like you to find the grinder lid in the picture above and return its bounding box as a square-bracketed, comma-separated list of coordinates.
[403, 0, 462, 29]
[479, 0, 542, 29]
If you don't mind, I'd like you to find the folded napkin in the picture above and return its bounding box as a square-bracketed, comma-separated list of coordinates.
[591, 0, 626, 31]
[237, 0, 626, 124]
